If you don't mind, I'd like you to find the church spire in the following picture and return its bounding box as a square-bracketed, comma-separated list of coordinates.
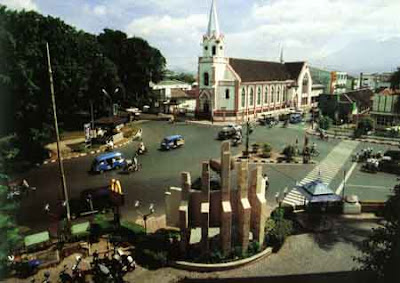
[207, 0, 220, 37]
[279, 44, 284, 64]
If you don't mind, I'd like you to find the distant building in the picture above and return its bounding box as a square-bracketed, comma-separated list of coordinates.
[370, 89, 400, 129]
[196, 0, 316, 122]
[330, 71, 348, 94]
[355, 72, 392, 90]
[150, 79, 193, 113]
[319, 89, 373, 123]
[310, 67, 331, 94]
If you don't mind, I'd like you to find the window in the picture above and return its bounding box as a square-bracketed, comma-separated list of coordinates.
[271, 86, 275, 103]
[249, 88, 254, 106]
[277, 87, 281, 102]
[283, 87, 287, 102]
[241, 88, 246, 107]
[225, 89, 230, 99]
[257, 87, 261, 105]
[220, 46, 223, 50]
[212, 45, 216, 56]
[264, 86, 268, 104]
[204, 46, 208, 51]
[204, 72, 209, 86]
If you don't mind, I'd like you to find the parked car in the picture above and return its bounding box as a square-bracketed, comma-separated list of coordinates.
[90, 152, 127, 173]
[218, 124, 242, 140]
[289, 113, 302, 124]
[160, 135, 185, 150]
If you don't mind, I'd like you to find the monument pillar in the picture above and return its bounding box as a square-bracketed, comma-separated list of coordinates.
[179, 172, 191, 254]
[220, 141, 232, 256]
[237, 160, 251, 254]
[249, 166, 267, 246]
[201, 162, 210, 253]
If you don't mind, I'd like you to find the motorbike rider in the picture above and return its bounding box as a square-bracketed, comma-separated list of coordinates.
[132, 153, 139, 171]
[137, 142, 146, 154]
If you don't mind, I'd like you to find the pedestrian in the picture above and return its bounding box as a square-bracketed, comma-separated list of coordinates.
[262, 173, 269, 190]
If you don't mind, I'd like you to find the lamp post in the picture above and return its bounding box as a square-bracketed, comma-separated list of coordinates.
[46, 42, 71, 223]
[101, 88, 119, 117]
[135, 201, 155, 233]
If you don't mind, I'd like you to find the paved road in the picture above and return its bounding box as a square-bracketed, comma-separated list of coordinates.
[15, 121, 398, 232]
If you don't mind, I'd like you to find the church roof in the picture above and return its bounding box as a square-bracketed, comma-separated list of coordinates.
[228, 58, 305, 83]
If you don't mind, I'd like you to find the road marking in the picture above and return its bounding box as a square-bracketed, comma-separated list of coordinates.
[335, 162, 357, 195]
[282, 140, 359, 208]
[345, 184, 389, 189]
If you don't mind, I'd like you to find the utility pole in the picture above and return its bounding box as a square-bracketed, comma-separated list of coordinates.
[46, 42, 71, 222]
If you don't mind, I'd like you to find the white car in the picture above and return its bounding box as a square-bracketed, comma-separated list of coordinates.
[226, 123, 242, 133]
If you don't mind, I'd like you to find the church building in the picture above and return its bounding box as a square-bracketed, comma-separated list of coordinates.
[196, 0, 317, 122]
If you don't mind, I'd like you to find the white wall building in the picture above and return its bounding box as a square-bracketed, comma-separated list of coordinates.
[196, 0, 315, 122]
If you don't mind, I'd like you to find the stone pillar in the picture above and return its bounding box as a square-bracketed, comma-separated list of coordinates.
[201, 162, 210, 253]
[220, 141, 232, 256]
[165, 187, 182, 227]
[249, 166, 267, 246]
[179, 172, 191, 254]
[237, 160, 251, 254]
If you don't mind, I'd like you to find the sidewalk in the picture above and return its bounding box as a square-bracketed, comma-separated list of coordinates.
[43, 124, 143, 166]
[306, 128, 400, 146]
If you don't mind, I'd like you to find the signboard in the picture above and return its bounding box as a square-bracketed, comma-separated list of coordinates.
[84, 123, 91, 144]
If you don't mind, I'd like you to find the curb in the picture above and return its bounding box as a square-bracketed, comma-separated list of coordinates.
[306, 130, 400, 146]
[41, 128, 142, 166]
[170, 247, 273, 272]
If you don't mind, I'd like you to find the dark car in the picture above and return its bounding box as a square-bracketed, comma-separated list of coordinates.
[289, 113, 302, 124]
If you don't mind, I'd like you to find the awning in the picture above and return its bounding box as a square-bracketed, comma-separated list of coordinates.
[24, 231, 50, 247]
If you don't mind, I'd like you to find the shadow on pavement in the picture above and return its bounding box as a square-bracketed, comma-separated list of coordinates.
[180, 270, 377, 283]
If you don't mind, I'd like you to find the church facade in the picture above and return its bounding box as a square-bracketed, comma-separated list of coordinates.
[196, 0, 316, 122]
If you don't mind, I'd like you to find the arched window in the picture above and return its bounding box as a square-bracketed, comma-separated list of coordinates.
[302, 74, 308, 94]
[225, 89, 230, 99]
[264, 86, 268, 104]
[277, 87, 281, 102]
[271, 86, 275, 103]
[212, 45, 216, 56]
[283, 87, 287, 102]
[257, 87, 261, 105]
[204, 72, 209, 86]
[241, 88, 246, 108]
[249, 88, 254, 106]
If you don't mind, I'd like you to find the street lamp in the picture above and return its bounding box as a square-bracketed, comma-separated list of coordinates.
[101, 88, 120, 117]
[135, 201, 155, 233]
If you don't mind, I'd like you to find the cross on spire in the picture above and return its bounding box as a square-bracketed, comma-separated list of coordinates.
[207, 0, 220, 37]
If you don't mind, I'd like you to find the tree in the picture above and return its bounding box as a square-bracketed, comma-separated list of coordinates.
[282, 145, 296, 162]
[390, 67, 400, 90]
[357, 117, 374, 134]
[0, 174, 21, 278]
[318, 116, 332, 130]
[354, 183, 400, 282]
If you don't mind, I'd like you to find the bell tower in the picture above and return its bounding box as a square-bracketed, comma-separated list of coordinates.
[202, 0, 225, 58]
[197, 0, 229, 119]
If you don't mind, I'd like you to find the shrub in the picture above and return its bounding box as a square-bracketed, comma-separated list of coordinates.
[252, 143, 261, 154]
[140, 249, 168, 268]
[357, 117, 374, 134]
[319, 116, 332, 130]
[209, 249, 224, 263]
[282, 145, 296, 162]
[248, 241, 261, 256]
[265, 208, 293, 251]
[261, 143, 272, 158]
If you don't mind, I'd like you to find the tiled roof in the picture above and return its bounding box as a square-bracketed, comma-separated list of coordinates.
[170, 88, 189, 98]
[228, 58, 304, 83]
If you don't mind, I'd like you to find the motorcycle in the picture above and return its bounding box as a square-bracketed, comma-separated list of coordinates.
[59, 265, 72, 283]
[231, 137, 242, 147]
[121, 159, 141, 174]
[136, 147, 147, 155]
[71, 256, 85, 283]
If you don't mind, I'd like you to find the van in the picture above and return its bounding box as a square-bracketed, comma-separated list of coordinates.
[91, 152, 127, 173]
[160, 135, 185, 150]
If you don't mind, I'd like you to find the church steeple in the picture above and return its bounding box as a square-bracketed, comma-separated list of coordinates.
[203, 0, 224, 58]
[279, 44, 284, 64]
[207, 0, 220, 38]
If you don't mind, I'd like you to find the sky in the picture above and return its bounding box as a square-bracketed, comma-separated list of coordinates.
[2, 0, 400, 75]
